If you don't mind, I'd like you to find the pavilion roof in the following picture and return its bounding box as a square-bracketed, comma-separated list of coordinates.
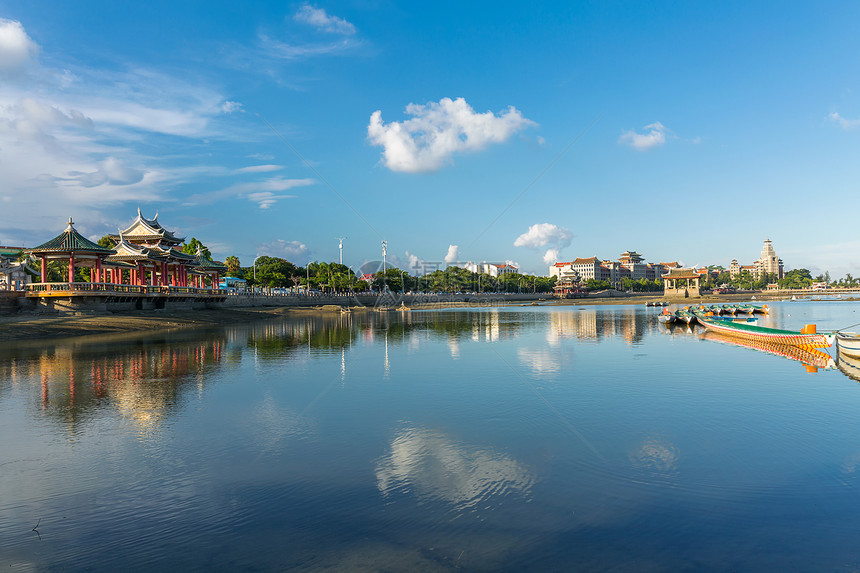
[571, 257, 600, 265]
[193, 247, 227, 271]
[105, 236, 166, 263]
[148, 242, 196, 261]
[27, 219, 114, 255]
[114, 208, 185, 245]
[662, 268, 700, 279]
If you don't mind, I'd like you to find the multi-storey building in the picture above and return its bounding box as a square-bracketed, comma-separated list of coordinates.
[464, 262, 519, 277]
[729, 239, 784, 280]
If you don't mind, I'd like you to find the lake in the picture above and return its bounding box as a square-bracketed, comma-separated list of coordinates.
[2, 300, 860, 571]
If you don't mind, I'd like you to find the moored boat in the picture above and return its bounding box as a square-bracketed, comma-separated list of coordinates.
[657, 309, 678, 324]
[836, 332, 860, 358]
[694, 311, 834, 349]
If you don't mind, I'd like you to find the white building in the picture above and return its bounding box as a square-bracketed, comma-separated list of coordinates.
[464, 262, 519, 277]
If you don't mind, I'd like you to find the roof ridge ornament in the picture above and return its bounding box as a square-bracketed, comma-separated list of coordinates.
[67, 217, 74, 229]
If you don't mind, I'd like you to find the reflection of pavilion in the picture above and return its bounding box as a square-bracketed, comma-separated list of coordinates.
[25, 210, 226, 298]
[1, 335, 229, 435]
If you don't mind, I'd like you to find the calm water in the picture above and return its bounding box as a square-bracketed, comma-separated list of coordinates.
[3, 301, 860, 571]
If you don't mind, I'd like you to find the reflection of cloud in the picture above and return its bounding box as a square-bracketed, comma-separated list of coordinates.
[517, 348, 560, 374]
[252, 395, 310, 452]
[630, 438, 679, 473]
[375, 426, 534, 508]
[842, 452, 860, 474]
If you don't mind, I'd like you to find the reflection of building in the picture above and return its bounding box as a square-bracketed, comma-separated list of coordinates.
[547, 308, 653, 344]
[0, 334, 229, 434]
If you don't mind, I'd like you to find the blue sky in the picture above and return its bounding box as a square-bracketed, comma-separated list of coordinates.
[1, 1, 859, 277]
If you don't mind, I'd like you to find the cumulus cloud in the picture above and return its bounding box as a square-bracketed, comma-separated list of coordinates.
[830, 112, 860, 130]
[0, 19, 39, 74]
[294, 4, 356, 35]
[619, 121, 668, 150]
[444, 244, 459, 265]
[367, 97, 536, 173]
[514, 223, 572, 249]
[258, 239, 311, 262]
[514, 223, 573, 265]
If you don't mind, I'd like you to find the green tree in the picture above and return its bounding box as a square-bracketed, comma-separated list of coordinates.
[98, 235, 116, 249]
[225, 256, 241, 277]
[182, 237, 211, 259]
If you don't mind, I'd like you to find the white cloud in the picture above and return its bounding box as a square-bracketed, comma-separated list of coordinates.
[185, 177, 315, 208]
[258, 239, 311, 262]
[221, 100, 243, 114]
[66, 157, 145, 188]
[234, 164, 284, 174]
[0, 19, 39, 74]
[294, 4, 356, 35]
[514, 222, 572, 249]
[258, 34, 355, 61]
[830, 112, 860, 130]
[619, 121, 668, 150]
[444, 244, 459, 265]
[0, 19, 254, 239]
[367, 97, 536, 173]
[514, 223, 573, 267]
[543, 249, 559, 265]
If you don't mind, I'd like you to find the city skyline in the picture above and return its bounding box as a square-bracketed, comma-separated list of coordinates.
[1, 2, 859, 277]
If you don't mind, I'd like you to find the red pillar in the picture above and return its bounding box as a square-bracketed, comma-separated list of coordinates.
[68, 253, 75, 284]
[96, 258, 102, 283]
[138, 262, 145, 286]
[41, 256, 47, 283]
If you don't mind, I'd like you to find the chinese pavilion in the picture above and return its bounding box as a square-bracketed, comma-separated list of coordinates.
[26, 210, 225, 291]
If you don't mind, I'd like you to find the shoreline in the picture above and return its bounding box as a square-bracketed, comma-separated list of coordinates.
[0, 292, 849, 342]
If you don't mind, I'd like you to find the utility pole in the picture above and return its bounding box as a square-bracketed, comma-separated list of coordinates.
[338, 237, 346, 265]
[381, 240, 387, 272]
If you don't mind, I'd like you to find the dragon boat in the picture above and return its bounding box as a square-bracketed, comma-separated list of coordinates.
[694, 311, 834, 349]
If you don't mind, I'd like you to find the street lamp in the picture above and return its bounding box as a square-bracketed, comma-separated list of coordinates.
[338, 237, 347, 265]
[253, 255, 264, 287]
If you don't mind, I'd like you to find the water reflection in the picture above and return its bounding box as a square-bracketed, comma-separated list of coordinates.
[836, 347, 860, 382]
[0, 332, 229, 436]
[375, 426, 535, 510]
[630, 437, 680, 476]
[547, 307, 659, 345]
[699, 330, 836, 372]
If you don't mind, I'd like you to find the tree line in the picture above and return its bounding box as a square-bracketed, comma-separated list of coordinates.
[225, 256, 559, 294]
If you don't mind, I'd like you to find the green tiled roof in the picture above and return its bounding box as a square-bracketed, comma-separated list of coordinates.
[28, 220, 114, 254]
[0, 246, 24, 257]
[194, 248, 227, 271]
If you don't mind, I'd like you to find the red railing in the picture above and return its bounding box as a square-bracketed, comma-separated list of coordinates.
[25, 283, 225, 295]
